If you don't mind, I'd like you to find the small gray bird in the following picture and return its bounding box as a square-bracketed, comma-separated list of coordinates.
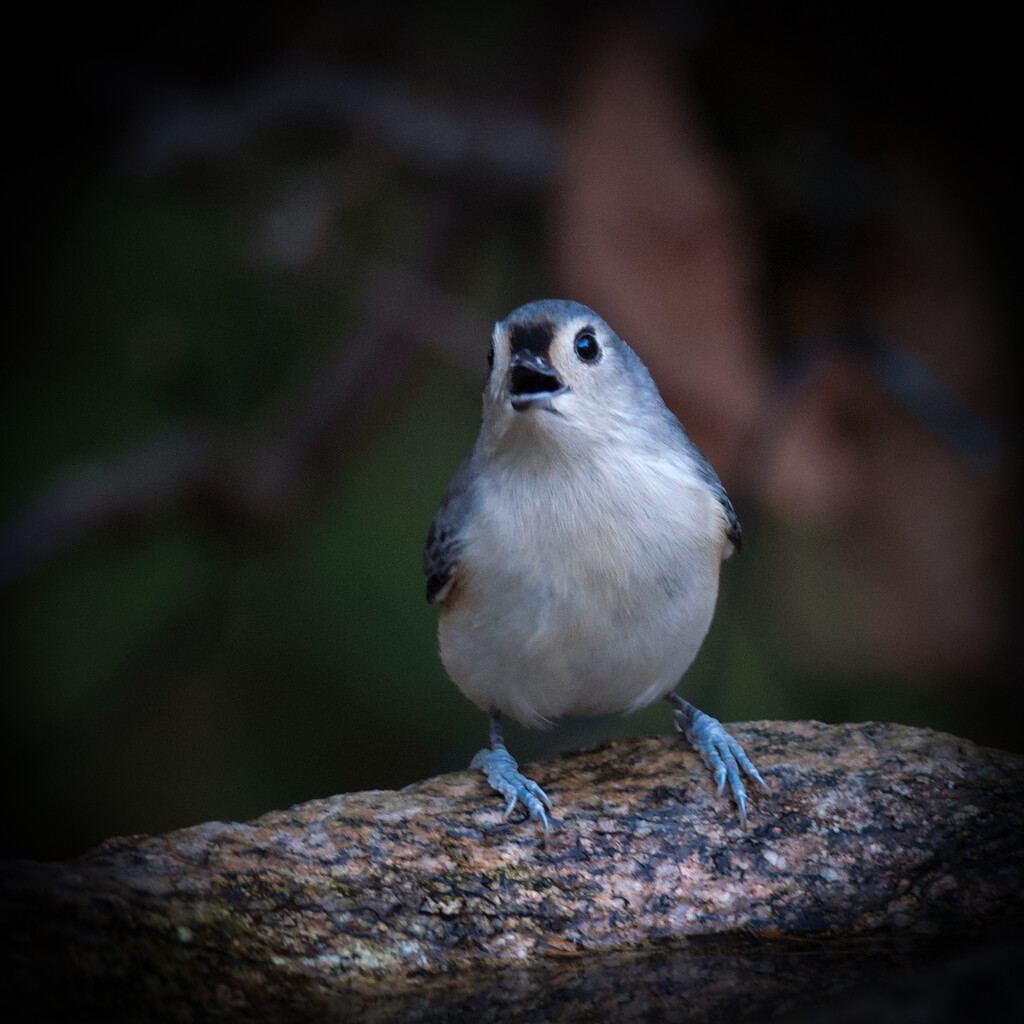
[424, 299, 765, 841]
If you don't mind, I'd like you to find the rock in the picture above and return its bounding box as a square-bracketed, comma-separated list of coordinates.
[2, 721, 1022, 1021]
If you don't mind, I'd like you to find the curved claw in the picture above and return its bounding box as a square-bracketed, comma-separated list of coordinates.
[670, 697, 767, 826]
[471, 744, 552, 843]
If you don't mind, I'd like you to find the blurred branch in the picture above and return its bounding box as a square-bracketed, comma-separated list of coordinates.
[121, 63, 562, 186]
[0, 271, 490, 591]
[3, 722, 1022, 1021]
[781, 327, 1006, 472]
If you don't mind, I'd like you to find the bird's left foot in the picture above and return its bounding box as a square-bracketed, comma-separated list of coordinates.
[667, 694, 767, 826]
[470, 742, 553, 844]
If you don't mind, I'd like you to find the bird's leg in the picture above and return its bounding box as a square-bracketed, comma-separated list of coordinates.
[666, 693, 767, 826]
[470, 711, 552, 843]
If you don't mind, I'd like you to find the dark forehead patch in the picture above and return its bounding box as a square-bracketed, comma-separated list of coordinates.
[508, 320, 555, 354]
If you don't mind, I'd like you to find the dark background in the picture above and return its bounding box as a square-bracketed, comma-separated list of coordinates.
[2, 1, 1017, 861]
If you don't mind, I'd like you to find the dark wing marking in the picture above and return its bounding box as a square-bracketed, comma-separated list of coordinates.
[717, 485, 743, 553]
[423, 453, 476, 602]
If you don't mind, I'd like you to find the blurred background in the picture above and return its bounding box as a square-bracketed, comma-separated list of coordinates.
[3, 1, 1017, 861]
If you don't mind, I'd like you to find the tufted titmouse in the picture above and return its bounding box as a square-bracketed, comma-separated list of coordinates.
[424, 299, 765, 841]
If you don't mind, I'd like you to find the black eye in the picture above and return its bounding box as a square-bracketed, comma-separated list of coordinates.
[487, 341, 494, 369]
[574, 329, 600, 362]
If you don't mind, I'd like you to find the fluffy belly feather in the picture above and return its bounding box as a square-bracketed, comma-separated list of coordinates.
[438, 444, 728, 726]
[438, 546, 720, 726]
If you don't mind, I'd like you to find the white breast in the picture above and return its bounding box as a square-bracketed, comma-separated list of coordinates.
[438, 432, 728, 727]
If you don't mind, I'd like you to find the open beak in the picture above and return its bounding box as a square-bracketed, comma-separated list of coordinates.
[508, 350, 566, 411]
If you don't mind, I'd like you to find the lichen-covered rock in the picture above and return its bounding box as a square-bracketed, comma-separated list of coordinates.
[3, 722, 1022, 1022]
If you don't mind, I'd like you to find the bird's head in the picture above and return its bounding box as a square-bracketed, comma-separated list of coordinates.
[481, 300, 660, 448]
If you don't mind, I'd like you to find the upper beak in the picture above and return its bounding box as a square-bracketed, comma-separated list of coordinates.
[508, 350, 566, 411]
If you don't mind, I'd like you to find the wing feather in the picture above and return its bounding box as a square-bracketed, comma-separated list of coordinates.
[423, 453, 475, 602]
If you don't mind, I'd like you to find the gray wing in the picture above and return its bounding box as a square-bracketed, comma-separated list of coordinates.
[684, 434, 742, 553]
[619, 341, 742, 552]
[423, 453, 476, 603]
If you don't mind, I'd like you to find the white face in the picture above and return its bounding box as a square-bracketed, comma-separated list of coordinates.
[484, 312, 627, 426]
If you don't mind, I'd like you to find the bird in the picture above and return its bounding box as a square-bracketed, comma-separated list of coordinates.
[424, 299, 765, 842]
